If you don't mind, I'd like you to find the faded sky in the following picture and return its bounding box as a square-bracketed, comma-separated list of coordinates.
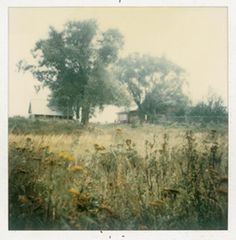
[9, 7, 227, 119]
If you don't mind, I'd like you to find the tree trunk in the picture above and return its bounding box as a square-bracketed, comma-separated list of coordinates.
[136, 103, 145, 123]
[81, 105, 90, 126]
[75, 105, 80, 120]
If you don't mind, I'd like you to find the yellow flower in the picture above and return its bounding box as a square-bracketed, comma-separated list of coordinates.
[68, 188, 80, 196]
[59, 151, 75, 161]
[58, 151, 64, 158]
[69, 165, 83, 172]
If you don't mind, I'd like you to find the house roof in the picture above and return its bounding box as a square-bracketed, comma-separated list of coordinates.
[117, 106, 138, 115]
[117, 110, 138, 115]
[28, 99, 65, 116]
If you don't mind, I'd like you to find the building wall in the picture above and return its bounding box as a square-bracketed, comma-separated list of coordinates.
[118, 113, 128, 123]
[30, 114, 73, 120]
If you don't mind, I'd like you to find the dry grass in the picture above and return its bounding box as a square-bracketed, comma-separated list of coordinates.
[9, 122, 228, 230]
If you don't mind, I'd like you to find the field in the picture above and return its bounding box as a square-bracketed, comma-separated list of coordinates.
[8, 118, 228, 230]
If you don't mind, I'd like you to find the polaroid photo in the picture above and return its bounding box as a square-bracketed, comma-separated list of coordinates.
[1, 0, 235, 239]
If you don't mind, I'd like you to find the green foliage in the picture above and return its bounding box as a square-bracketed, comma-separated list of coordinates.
[98, 29, 124, 64]
[188, 94, 228, 123]
[9, 126, 228, 230]
[9, 138, 92, 230]
[19, 20, 126, 124]
[175, 130, 228, 228]
[117, 53, 189, 120]
[142, 77, 190, 120]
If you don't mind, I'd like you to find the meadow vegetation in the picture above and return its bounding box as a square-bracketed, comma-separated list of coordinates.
[9, 118, 228, 230]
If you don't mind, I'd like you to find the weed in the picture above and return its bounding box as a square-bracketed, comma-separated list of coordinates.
[9, 122, 228, 230]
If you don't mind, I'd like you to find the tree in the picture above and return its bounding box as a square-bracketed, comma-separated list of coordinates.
[188, 94, 227, 123]
[19, 20, 126, 125]
[117, 53, 189, 121]
[142, 77, 190, 121]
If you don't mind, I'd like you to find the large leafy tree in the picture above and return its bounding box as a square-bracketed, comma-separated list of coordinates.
[19, 20, 126, 124]
[142, 77, 190, 121]
[117, 53, 189, 121]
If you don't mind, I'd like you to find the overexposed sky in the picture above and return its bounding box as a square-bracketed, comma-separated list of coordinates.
[9, 7, 228, 117]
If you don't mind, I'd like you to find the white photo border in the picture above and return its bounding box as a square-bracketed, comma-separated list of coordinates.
[1, 0, 235, 239]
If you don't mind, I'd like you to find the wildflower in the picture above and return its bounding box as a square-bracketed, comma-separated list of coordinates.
[18, 195, 29, 204]
[99, 146, 106, 151]
[116, 128, 122, 133]
[34, 196, 43, 205]
[59, 151, 64, 158]
[94, 144, 106, 151]
[69, 165, 83, 172]
[162, 188, 180, 200]
[68, 188, 80, 196]
[59, 151, 75, 161]
[162, 188, 180, 194]
[126, 139, 132, 146]
[16, 147, 26, 152]
[44, 156, 54, 163]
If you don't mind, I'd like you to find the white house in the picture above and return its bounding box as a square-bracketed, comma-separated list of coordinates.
[28, 99, 72, 119]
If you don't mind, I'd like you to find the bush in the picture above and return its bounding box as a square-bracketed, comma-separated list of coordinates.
[187, 95, 228, 124]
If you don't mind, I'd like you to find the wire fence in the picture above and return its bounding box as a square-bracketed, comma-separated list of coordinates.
[148, 115, 228, 125]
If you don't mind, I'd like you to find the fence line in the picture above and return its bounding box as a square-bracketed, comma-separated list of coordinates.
[146, 115, 228, 124]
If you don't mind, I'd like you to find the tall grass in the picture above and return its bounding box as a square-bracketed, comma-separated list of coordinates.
[9, 117, 83, 135]
[9, 122, 228, 230]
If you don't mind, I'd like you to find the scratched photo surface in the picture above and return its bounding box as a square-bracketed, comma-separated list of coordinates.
[9, 7, 228, 230]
